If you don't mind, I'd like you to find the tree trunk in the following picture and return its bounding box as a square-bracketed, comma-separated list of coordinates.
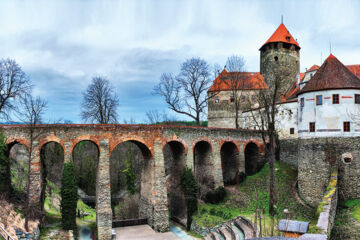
[268, 133, 276, 217]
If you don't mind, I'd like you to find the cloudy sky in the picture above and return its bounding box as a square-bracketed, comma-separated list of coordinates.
[1, 0, 360, 123]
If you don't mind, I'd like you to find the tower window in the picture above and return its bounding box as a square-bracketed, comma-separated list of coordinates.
[316, 95, 322, 105]
[344, 122, 350, 132]
[300, 98, 304, 107]
[333, 94, 339, 104]
[355, 94, 360, 104]
[215, 97, 219, 103]
[230, 96, 235, 103]
[274, 56, 278, 62]
[309, 122, 315, 132]
[290, 128, 295, 134]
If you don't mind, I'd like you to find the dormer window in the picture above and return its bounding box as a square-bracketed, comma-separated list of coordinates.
[286, 36, 291, 42]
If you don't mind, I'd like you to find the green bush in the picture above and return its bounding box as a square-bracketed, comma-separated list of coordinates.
[122, 148, 137, 194]
[61, 162, 78, 230]
[181, 167, 199, 230]
[205, 186, 227, 204]
[0, 131, 9, 194]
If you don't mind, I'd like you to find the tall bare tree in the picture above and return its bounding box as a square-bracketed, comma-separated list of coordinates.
[225, 55, 247, 128]
[17, 94, 47, 230]
[81, 76, 119, 124]
[247, 64, 292, 218]
[0, 58, 31, 120]
[154, 58, 214, 126]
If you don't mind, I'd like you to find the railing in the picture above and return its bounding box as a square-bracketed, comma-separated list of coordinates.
[0, 224, 15, 240]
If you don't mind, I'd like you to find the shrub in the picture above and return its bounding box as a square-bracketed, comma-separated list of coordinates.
[0, 131, 9, 194]
[181, 167, 199, 230]
[205, 186, 227, 204]
[122, 148, 137, 194]
[61, 162, 78, 230]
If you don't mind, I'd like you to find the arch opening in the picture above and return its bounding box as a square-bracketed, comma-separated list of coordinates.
[110, 140, 152, 221]
[40, 142, 64, 214]
[163, 141, 186, 226]
[221, 142, 241, 186]
[7, 142, 29, 200]
[245, 142, 262, 176]
[73, 140, 99, 208]
[194, 141, 214, 199]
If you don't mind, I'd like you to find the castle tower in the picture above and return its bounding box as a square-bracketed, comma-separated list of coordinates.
[260, 23, 300, 93]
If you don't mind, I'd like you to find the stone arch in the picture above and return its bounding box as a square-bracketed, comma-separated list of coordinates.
[109, 139, 153, 221]
[192, 137, 213, 151]
[110, 138, 152, 157]
[245, 141, 262, 175]
[39, 141, 65, 211]
[7, 139, 30, 150]
[162, 138, 188, 155]
[163, 140, 187, 225]
[193, 140, 215, 199]
[221, 141, 241, 185]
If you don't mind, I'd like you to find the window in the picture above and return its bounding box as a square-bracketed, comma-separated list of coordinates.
[274, 56, 278, 62]
[215, 98, 219, 103]
[355, 94, 360, 104]
[241, 95, 246, 103]
[286, 36, 291, 42]
[344, 121, 350, 132]
[230, 97, 235, 103]
[251, 95, 256, 102]
[309, 122, 315, 132]
[290, 128, 295, 134]
[300, 98, 304, 107]
[316, 95, 322, 105]
[310, 73, 313, 78]
[333, 94, 339, 104]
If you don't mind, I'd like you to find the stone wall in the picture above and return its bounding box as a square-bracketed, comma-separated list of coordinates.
[279, 139, 299, 168]
[298, 137, 360, 207]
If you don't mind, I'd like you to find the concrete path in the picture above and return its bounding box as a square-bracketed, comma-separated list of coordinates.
[115, 225, 181, 240]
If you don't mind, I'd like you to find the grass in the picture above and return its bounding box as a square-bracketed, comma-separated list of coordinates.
[193, 162, 316, 237]
[77, 199, 96, 221]
[345, 199, 360, 222]
[331, 199, 360, 239]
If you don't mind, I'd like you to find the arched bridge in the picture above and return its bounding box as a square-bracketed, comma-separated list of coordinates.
[1, 124, 264, 240]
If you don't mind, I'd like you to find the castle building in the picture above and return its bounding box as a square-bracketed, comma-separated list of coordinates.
[208, 23, 360, 207]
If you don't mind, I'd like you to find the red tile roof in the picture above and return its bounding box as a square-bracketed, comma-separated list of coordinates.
[208, 69, 268, 92]
[283, 73, 305, 100]
[299, 54, 360, 94]
[307, 65, 320, 72]
[346, 64, 360, 79]
[260, 23, 300, 50]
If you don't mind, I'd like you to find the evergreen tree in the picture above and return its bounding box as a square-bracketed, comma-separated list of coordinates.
[181, 167, 199, 230]
[122, 148, 137, 194]
[61, 162, 78, 230]
[0, 131, 9, 194]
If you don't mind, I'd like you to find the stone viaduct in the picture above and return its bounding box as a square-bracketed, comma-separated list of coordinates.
[1, 124, 264, 240]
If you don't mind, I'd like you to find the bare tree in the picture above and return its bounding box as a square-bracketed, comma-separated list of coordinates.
[81, 76, 119, 124]
[0, 58, 31, 120]
[145, 110, 162, 124]
[246, 65, 292, 217]
[225, 55, 247, 128]
[154, 58, 214, 126]
[17, 94, 47, 230]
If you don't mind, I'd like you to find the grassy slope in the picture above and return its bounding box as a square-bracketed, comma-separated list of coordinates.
[331, 199, 360, 240]
[193, 162, 316, 236]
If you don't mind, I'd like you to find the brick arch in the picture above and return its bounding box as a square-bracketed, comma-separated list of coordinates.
[39, 135, 65, 154]
[71, 136, 100, 155]
[243, 140, 264, 153]
[192, 137, 213, 151]
[110, 137, 152, 157]
[6, 138, 30, 150]
[219, 139, 240, 152]
[162, 138, 188, 154]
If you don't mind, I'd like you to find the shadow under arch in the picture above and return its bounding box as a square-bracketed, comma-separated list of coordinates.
[109, 139, 153, 222]
[245, 141, 262, 176]
[193, 140, 214, 199]
[221, 141, 241, 185]
[163, 140, 187, 226]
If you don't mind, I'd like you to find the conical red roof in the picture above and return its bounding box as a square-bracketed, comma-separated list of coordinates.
[299, 54, 360, 94]
[260, 23, 300, 50]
